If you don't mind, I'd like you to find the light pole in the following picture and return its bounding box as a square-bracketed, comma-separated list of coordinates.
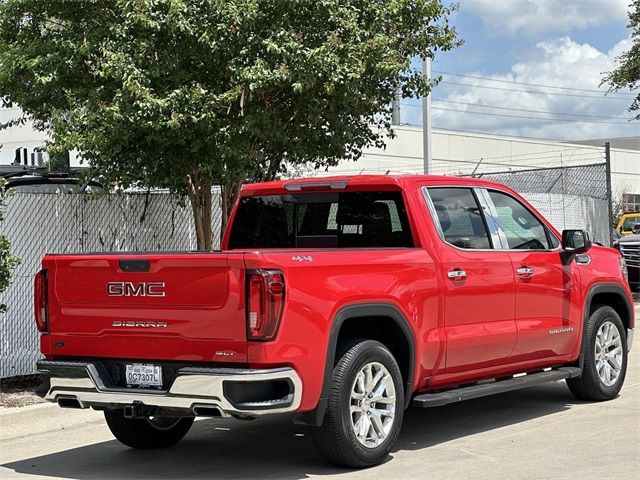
[391, 87, 401, 125]
[422, 57, 432, 175]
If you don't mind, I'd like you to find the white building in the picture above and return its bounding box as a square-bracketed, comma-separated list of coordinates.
[0, 106, 81, 168]
[323, 126, 639, 210]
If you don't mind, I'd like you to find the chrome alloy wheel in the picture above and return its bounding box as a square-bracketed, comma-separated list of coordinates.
[349, 362, 396, 448]
[595, 320, 624, 387]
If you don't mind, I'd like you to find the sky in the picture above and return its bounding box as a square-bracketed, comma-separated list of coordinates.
[402, 0, 640, 141]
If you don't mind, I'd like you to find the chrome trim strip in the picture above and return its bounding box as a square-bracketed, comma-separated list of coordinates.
[475, 187, 507, 249]
[38, 361, 302, 417]
[422, 186, 445, 239]
[628, 328, 634, 352]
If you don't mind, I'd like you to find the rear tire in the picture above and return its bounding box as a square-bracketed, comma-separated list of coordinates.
[310, 340, 404, 468]
[567, 305, 628, 401]
[104, 410, 194, 449]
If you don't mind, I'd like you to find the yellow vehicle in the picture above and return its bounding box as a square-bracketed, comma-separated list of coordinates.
[617, 212, 640, 236]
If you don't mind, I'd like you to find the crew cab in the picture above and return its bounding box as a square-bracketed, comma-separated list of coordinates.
[36, 175, 635, 467]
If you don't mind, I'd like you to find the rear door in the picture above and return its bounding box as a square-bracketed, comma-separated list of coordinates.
[485, 189, 581, 359]
[425, 187, 517, 374]
[45, 252, 248, 362]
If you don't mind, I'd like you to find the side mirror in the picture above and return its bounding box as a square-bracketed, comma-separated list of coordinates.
[562, 229, 592, 253]
[632, 224, 640, 235]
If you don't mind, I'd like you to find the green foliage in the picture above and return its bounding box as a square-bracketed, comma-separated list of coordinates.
[0, 0, 460, 247]
[47, 150, 71, 173]
[603, 0, 640, 119]
[0, 178, 21, 313]
[612, 188, 631, 227]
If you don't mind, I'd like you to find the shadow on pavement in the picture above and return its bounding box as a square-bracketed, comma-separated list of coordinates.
[3, 381, 582, 479]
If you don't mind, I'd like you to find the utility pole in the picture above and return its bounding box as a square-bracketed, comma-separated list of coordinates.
[391, 87, 401, 125]
[422, 57, 432, 174]
[605, 141, 614, 246]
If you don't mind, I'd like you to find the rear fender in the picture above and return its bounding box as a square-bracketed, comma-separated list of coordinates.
[295, 303, 415, 427]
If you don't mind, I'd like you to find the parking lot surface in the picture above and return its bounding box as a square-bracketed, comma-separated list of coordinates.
[2, 303, 639, 480]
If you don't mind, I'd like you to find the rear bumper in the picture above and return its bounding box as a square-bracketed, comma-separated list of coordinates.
[37, 360, 302, 418]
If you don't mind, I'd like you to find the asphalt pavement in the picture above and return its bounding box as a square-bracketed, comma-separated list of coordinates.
[1, 302, 639, 480]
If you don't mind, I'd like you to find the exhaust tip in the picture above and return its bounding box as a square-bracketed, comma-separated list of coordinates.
[192, 405, 223, 417]
[57, 397, 83, 409]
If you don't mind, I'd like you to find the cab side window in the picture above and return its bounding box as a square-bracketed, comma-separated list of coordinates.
[488, 191, 551, 250]
[427, 188, 492, 249]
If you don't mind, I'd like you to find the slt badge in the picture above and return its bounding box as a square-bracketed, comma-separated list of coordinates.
[291, 255, 313, 262]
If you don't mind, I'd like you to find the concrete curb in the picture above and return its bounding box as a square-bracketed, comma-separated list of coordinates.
[0, 401, 55, 417]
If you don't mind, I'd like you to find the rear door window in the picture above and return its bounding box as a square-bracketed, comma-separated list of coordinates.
[426, 187, 492, 249]
[229, 191, 414, 249]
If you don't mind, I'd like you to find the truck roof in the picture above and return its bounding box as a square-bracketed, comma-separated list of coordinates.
[242, 174, 512, 195]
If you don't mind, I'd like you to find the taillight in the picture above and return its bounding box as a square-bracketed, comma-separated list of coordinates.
[247, 270, 285, 341]
[34, 269, 49, 332]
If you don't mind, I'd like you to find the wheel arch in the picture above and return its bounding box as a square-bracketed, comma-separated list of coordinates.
[585, 284, 633, 330]
[296, 303, 416, 427]
[578, 283, 633, 370]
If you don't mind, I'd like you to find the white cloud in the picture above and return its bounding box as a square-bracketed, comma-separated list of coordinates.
[463, 0, 629, 36]
[428, 36, 639, 140]
[608, 35, 633, 58]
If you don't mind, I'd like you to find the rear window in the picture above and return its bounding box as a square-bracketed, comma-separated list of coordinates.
[228, 191, 414, 249]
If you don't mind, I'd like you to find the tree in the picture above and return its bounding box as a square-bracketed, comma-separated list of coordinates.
[0, 0, 460, 249]
[611, 187, 630, 227]
[0, 178, 21, 313]
[603, 0, 640, 119]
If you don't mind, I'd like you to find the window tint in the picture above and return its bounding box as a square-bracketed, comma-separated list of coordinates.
[622, 216, 640, 230]
[427, 188, 492, 249]
[229, 191, 413, 249]
[488, 191, 551, 250]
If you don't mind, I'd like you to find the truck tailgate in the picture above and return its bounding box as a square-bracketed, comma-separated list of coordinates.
[42, 253, 247, 363]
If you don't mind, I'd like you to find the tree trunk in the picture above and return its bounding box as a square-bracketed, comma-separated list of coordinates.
[221, 179, 243, 240]
[265, 156, 282, 182]
[186, 172, 213, 251]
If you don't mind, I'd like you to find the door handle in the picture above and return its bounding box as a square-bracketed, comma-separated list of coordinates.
[516, 267, 534, 278]
[447, 269, 467, 281]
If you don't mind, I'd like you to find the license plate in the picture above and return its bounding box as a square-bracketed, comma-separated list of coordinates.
[125, 364, 162, 388]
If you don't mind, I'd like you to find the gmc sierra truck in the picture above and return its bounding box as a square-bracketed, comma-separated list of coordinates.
[36, 175, 635, 468]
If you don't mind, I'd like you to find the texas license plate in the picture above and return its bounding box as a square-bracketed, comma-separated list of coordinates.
[125, 364, 162, 388]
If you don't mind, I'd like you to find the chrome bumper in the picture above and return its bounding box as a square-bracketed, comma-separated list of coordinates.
[37, 360, 302, 418]
[628, 329, 634, 352]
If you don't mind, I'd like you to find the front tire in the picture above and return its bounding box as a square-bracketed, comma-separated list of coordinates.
[104, 410, 194, 449]
[310, 340, 404, 468]
[567, 305, 628, 401]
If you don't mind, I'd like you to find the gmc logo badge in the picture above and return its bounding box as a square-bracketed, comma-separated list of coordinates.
[106, 282, 165, 297]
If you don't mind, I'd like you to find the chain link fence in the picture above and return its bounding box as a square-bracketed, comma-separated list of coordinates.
[1, 190, 222, 381]
[468, 162, 611, 246]
[1, 161, 613, 383]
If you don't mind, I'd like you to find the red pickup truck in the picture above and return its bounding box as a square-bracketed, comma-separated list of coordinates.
[36, 175, 634, 467]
